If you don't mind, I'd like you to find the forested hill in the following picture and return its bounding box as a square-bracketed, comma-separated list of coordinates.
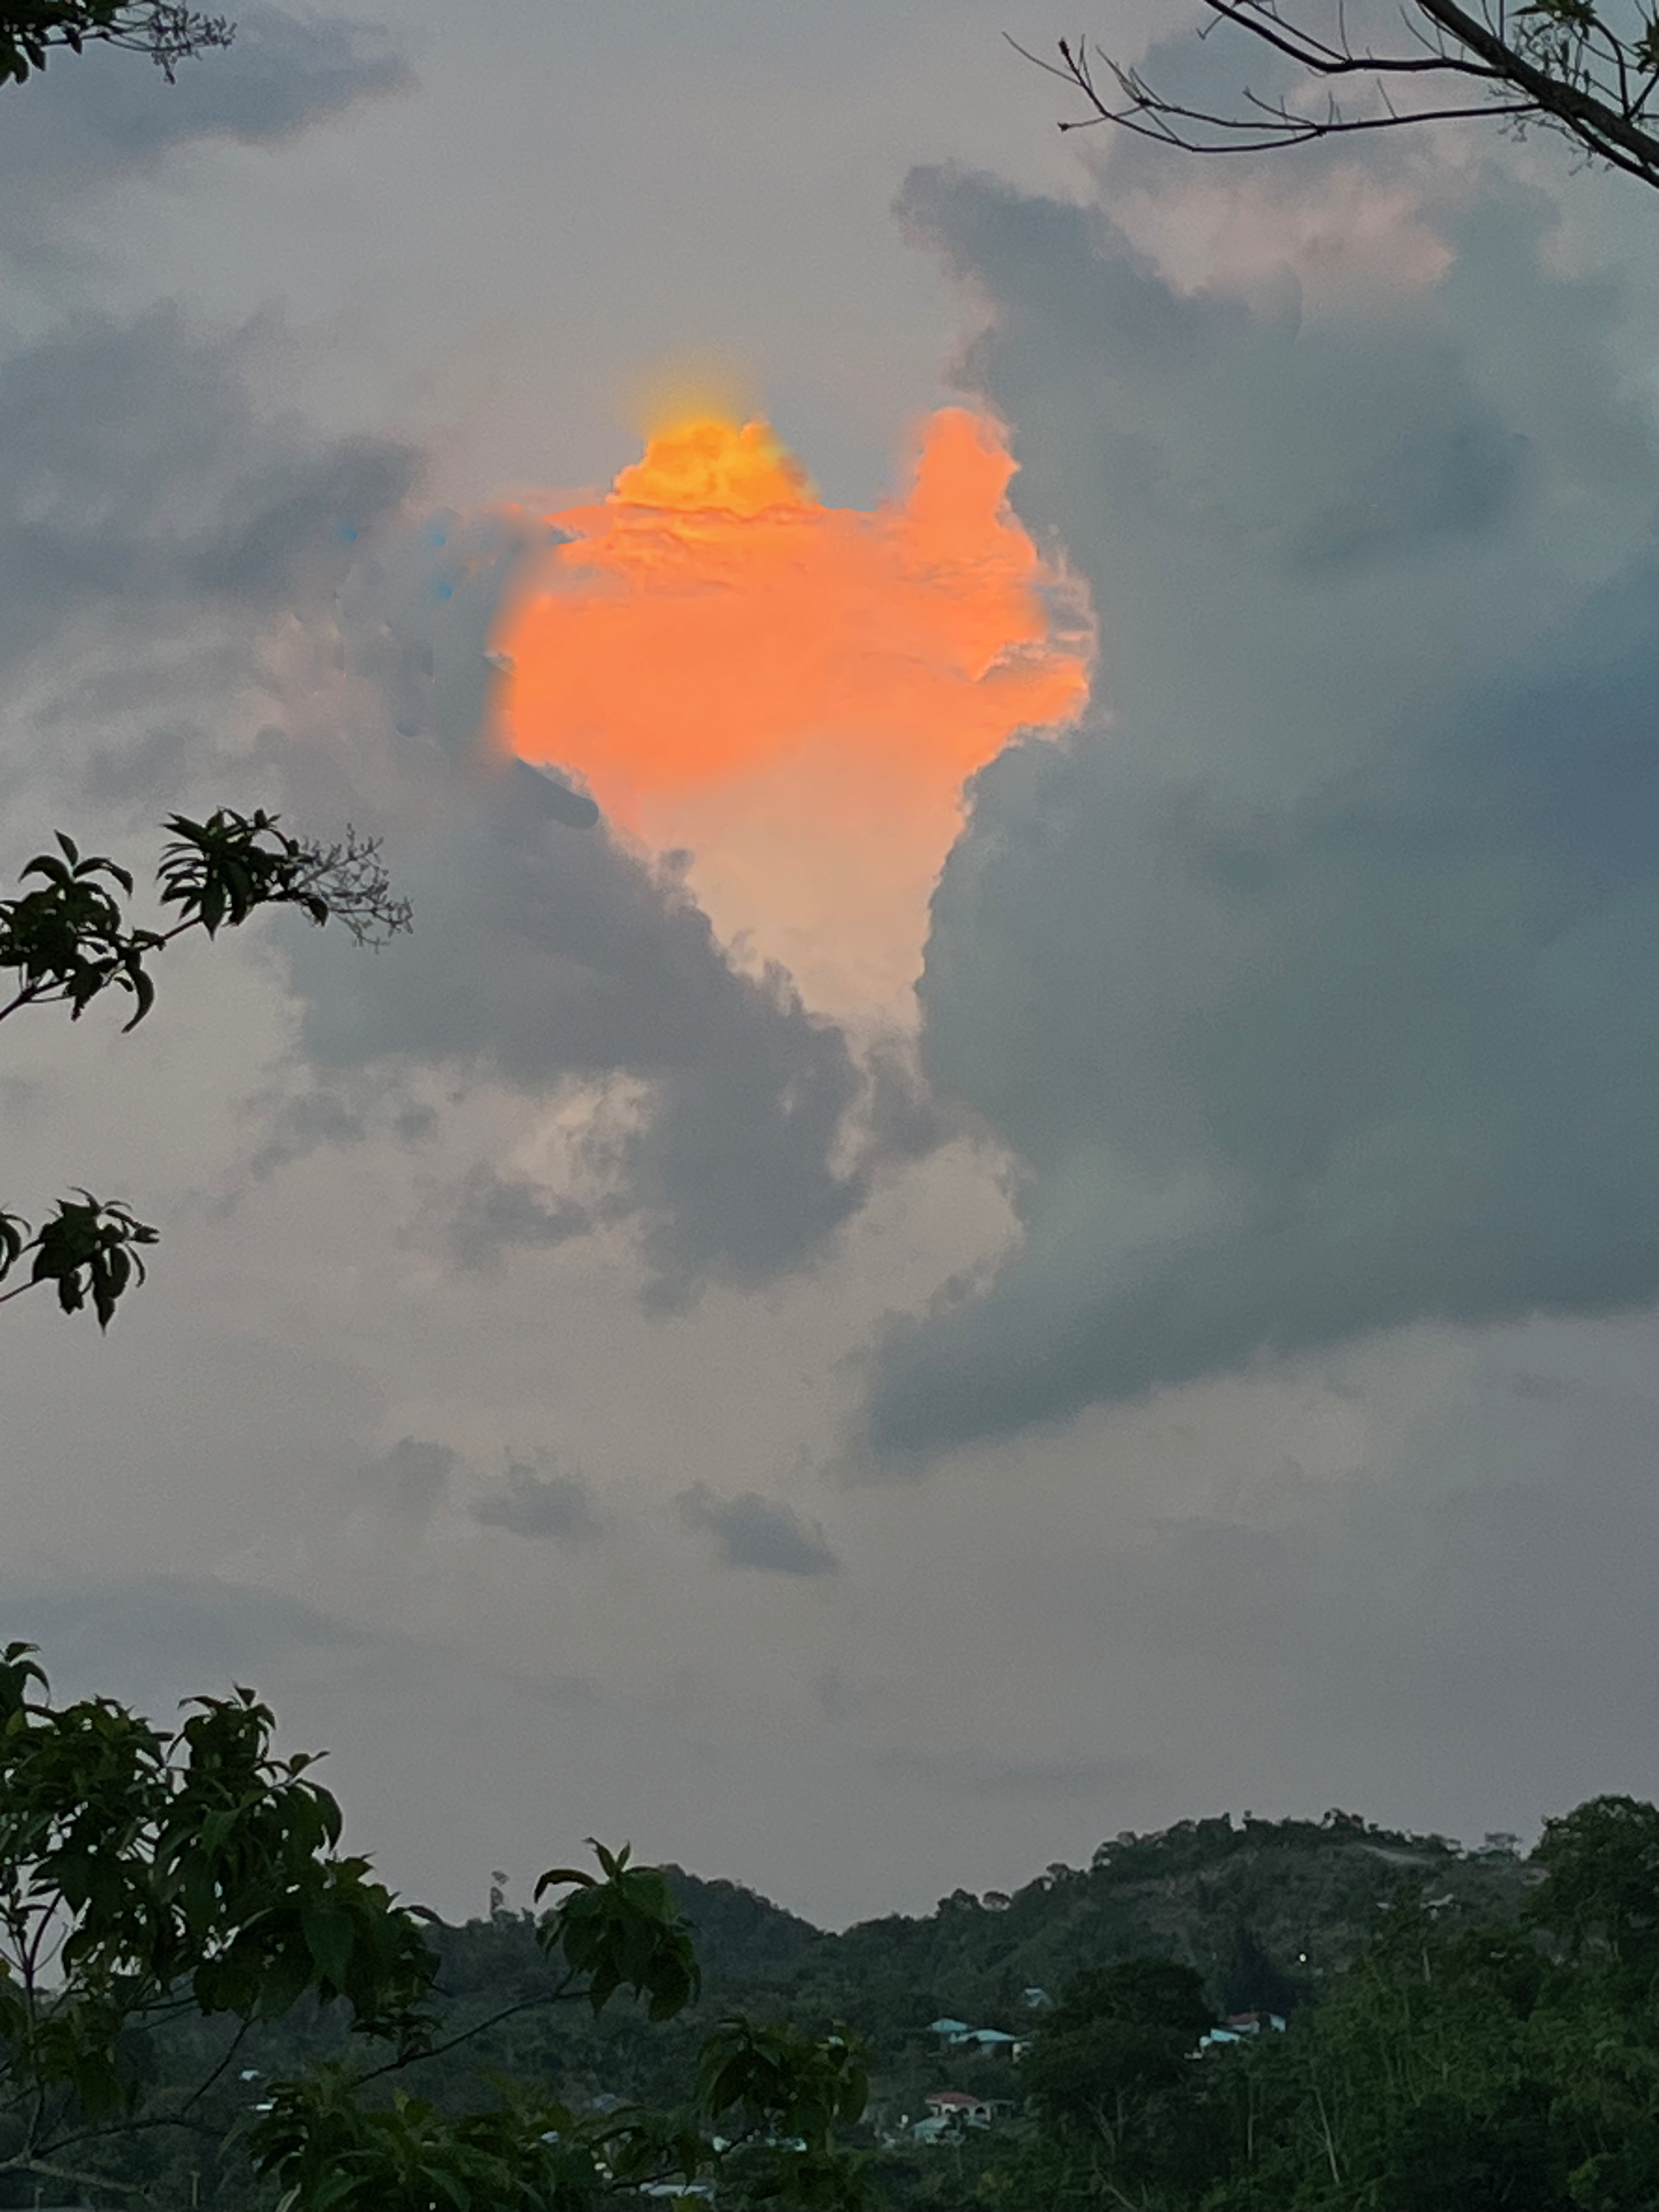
[381, 1809, 1538, 2169]
[657, 1866, 822, 1984]
[654, 1810, 1532, 2039]
[22, 1807, 1567, 2211]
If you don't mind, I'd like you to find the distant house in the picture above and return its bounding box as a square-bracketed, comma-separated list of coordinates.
[924, 2090, 1010, 2131]
[1199, 2011, 1288, 2052]
[1022, 1986, 1053, 2010]
[928, 2017, 1019, 2054]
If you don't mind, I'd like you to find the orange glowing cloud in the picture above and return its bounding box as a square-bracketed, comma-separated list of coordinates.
[493, 408, 1091, 1014]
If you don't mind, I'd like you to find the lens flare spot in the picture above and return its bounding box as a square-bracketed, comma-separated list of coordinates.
[493, 408, 1092, 1015]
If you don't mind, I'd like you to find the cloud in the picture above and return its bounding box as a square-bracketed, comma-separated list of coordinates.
[494, 409, 1090, 1011]
[448, 1166, 592, 1273]
[0, 304, 417, 714]
[0, 2, 408, 239]
[362, 1437, 457, 1532]
[0, 1571, 364, 1693]
[0, 294, 875, 1307]
[210, 486, 888, 1304]
[283, 731, 873, 1307]
[862, 149, 1659, 1452]
[472, 1462, 604, 1544]
[246, 1082, 373, 1179]
[678, 1486, 839, 1576]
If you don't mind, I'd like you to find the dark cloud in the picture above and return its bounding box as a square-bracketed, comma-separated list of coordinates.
[81, 721, 199, 808]
[448, 1167, 591, 1274]
[0, 1571, 363, 1694]
[1285, 405, 1526, 573]
[863, 156, 1659, 1453]
[860, 1034, 956, 1164]
[0, 2, 408, 234]
[0, 304, 417, 702]
[472, 1463, 603, 1544]
[247, 1084, 372, 1180]
[362, 1437, 456, 1531]
[0, 286, 866, 1304]
[288, 769, 870, 1302]
[678, 1486, 839, 1576]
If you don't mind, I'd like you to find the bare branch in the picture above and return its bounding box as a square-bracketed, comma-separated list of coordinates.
[284, 826, 414, 950]
[1018, 2, 1659, 192]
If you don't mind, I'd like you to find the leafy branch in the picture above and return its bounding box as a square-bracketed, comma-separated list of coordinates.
[0, 1192, 157, 1328]
[0, 810, 410, 1328]
[1, 3, 233, 87]
[0, 1643, 877, 2212]
[0, 1647, 439, 2204]
[251, 1841, 876, 2212]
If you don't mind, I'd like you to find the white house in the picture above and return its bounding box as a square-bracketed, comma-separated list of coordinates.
[1199, 2010, 1288, 2052]
[924, 2090, 1001, 2130]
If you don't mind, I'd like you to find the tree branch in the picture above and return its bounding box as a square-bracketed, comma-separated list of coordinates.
[1018, 2, 1659, 191]
[348, 1973, 585, 2088]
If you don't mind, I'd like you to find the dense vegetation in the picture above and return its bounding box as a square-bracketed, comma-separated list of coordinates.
[0, 1653, 871, 2212]
[26, 1776, 1659, 2210]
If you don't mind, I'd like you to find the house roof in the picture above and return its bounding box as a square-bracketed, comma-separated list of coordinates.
[929, 2017, 970, 2033]
[926, 2090, 989, 2109]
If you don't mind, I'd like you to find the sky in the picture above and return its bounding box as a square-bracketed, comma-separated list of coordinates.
[6, 0, 1659, 1932]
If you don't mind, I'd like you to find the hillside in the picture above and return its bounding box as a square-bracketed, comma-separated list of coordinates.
[23, 1810, 1541, 2210]
[662, 1810, 1528, 2030]
[636, 1810, 1536, 2137]
[380, 1810, 1535, 2122]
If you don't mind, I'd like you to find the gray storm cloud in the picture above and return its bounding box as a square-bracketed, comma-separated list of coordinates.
[472, 1462, 603, 1544]
[0, 0, 407, 236]
[677, 1485, 840, 1577]
[0, 306, 415, 698]
[0, 12, 878, 1313]
[284, 756, 871, 1303]
[863, 148, 1659, 1453]
[259, 459, 882, 1306]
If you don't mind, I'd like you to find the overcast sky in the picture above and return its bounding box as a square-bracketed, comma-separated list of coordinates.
[6, 0, 1659, 1932]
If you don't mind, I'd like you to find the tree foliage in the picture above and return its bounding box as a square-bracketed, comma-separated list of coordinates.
[15, 1762, 1659, 2212]
[0, 1646, 876, 2211]
[1019, 3, 1659, 194]
[0, 1644, 434, 2203]
[1017, 1959, 1221, 2205]
[906, 1795, 1659, 2212]
[0, 811, 410, 1328]
[0, 2, 232, 84]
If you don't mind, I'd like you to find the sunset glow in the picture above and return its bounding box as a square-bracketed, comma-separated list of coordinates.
[492, 408, 1091, 1013]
